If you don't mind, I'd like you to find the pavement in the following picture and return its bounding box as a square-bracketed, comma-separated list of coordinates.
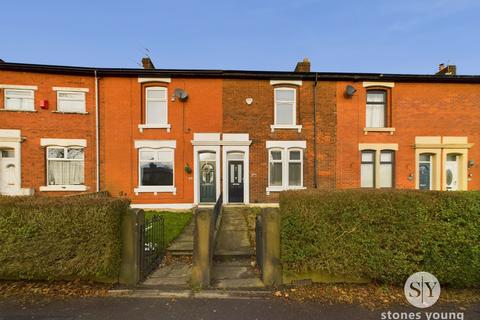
[0, 297, 478, 320]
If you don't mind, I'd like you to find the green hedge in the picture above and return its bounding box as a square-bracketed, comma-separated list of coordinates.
[0, 196, 130, 282]
[280, 190, 480, 287]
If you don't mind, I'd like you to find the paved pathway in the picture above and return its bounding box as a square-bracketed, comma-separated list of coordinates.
[212, 207, 263, 289]
[142, 220, 194, 288]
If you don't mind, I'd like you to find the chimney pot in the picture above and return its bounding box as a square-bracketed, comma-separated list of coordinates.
[294, 58, 311, 73]
[141, 57, 155, 69]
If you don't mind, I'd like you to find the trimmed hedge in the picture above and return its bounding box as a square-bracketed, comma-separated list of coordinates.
[280, 190, 480, 287]
[0, 196, 130, 282]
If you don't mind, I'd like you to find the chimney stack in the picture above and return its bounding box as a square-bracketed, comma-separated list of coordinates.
[142, 57, 155, 69]
[294, 58, 311, 73]
[436, 63, 456, 76]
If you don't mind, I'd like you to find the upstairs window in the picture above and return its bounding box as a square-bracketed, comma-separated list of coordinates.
[274, 88, 296, 126]
[145, 87, 168, 125]
[46, 147, 84, 186]
[139, 148, 174, 187]
[4, 89, 34, 111]
[366, 90, 387, 128]
[57, 91, 86, 113]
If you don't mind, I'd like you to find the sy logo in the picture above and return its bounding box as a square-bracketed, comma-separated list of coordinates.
[404, 272, 441, 308]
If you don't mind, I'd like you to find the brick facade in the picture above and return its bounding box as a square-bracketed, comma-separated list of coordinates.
[2, 61, 480, 204]
[222, 79, 336, 203]
[99, 77, 223, 205]
[336, 81, 480, 190]
[0, 70, 96, 195]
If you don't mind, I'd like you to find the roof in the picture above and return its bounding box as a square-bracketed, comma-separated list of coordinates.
[1, 61, 480, 83]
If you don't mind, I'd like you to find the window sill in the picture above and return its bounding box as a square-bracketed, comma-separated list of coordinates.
[52, 111, 89, 115]
[134, 186, 176, 195]
[0, 108, 37, 113]
[39, 185, 88, 192]
[363, 127, 395, 135]
[266, 185, 306, 195]
[270, 124, 302, 133]
[138, 123, 172, 133]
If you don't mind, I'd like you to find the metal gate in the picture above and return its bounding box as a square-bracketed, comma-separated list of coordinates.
[139, 215, 165, 280]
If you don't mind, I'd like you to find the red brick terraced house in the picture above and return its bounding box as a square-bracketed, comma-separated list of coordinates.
[1, 60, 479, 208]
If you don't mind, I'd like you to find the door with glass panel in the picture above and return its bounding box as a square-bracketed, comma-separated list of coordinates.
[228, 161, 244, 203]
[445, 154, 459, 191]
[0, 148, 17, 195]
[199, 152, 216, 203]
[419, 154, 432, 190]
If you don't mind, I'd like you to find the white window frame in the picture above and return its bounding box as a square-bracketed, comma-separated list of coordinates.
[267, 146, 305, 194]
[268, 148, 284, 188]
[40, 146, 87, 191]
[134, 147, 176, 194]
[271, 87, 302, 132]
[56, 90, 87, 113]
[360, 148, 395, 189]
[4, 89, 35, 111]
[287, 148, 303, 187]
[139, 86, 171, 132]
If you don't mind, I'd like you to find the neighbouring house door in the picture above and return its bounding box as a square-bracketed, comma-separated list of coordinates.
[228, 161, 244, 203]
[419, 162, 431, 190]
[445, 155, 459, 191]
[199, 158, 216, 203]
[0, 149, 18, 195]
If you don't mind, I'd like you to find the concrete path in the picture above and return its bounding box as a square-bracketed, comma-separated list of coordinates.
[212, 207, 263, 289]
[142, 220, 194, 288]
[166, 220, 194, 256]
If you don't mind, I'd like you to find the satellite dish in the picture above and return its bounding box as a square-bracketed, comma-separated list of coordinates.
[174, 88, 188, 101]
[344, 85, 356, 98]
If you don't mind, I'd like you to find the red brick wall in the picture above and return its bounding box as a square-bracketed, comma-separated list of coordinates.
[100, 77, 223, 204]
[336, 81, 480, 190]
[223, 79, 336, 203]
[0, 71, 96, 195]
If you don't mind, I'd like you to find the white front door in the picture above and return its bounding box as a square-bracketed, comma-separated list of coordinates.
[445, 155, 459, 191]
[0, 149, 19, 195]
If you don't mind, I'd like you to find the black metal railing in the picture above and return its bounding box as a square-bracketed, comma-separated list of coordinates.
[213, 193, 223, 230]
[139, 215, 165, 280]
[255, 215, 264, 275]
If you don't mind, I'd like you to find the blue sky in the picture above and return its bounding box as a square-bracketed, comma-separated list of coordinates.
[2, 0, 479, 74]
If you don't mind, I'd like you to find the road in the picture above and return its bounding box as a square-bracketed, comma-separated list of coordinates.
[0, 297, 478, 320]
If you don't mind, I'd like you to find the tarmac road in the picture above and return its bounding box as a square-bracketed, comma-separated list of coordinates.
[0, 297, 478, 320]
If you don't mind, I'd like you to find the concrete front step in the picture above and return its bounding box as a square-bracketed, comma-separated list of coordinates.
[108, 288, 272, 299]
[212, 278, 265, 289]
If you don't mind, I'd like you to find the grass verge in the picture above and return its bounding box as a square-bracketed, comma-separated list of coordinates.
[144, 211, 192, 247]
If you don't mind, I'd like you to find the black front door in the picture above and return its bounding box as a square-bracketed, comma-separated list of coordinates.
[228, 161, 244, 203]
[200, 161, 216, 202]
